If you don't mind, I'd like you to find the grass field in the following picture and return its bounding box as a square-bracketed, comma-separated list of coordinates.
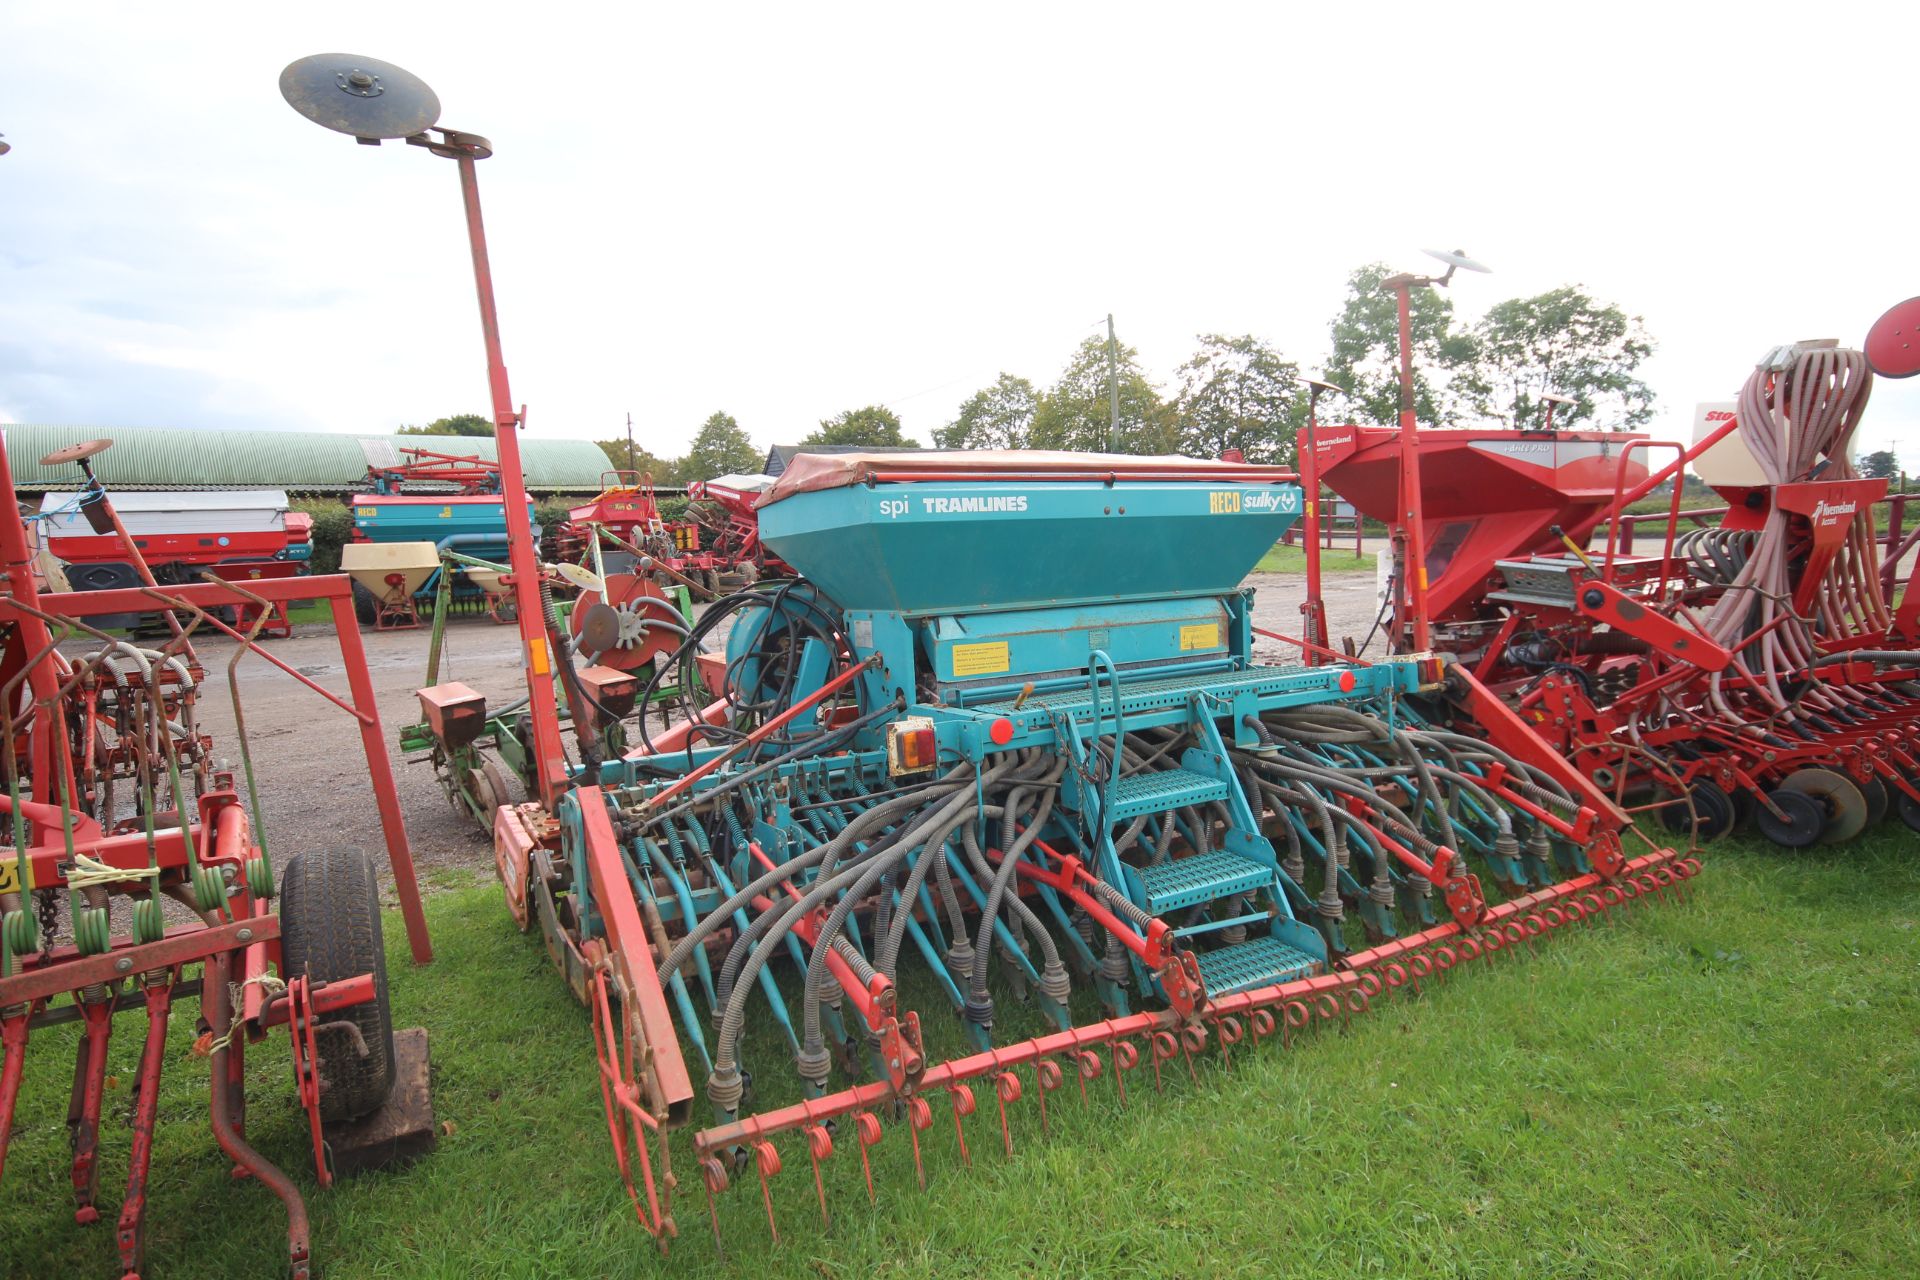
[3, 829, 1916, 1279]
[1256, 543, 1376, 574]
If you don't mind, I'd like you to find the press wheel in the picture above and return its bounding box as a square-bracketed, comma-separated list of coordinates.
[1898, 786, 1920, 834]
[1777, 768, 1868, 845]
[467, 762, 510, 826]
[1658, 779, 1735, 843]
[1757, 788, 1826, 849]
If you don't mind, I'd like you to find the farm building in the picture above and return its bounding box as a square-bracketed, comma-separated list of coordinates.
[3, 423, 612, 494]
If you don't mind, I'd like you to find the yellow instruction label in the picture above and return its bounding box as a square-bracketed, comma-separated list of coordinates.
[0, 859, 17, 895]
[951, 641, 1011, 677]
[1180, 623, 1221, 651]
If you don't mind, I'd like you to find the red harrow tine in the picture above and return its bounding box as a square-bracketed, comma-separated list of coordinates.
[68, 995, 114, 1223]
[0, 1010, 27, 1182]
[115, 982, 172, 1278]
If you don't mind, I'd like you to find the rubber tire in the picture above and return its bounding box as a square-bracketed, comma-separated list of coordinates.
[1846, 773, 1890, 827]
[279, 848, 397, 1123]
[350, 578, 379, 628]
[1899, 788, 1920, 834]
[1659, 780, 1735, 842]
[1757, 788, 1826, 850]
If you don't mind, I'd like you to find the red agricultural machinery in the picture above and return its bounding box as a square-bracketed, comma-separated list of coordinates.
[553, 471, 790, 595]
[1317, 308, 1920, 849]
[0, 436, 436, 1278]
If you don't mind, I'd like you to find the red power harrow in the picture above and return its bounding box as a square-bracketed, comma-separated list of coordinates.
[0, 436, 434, 1278]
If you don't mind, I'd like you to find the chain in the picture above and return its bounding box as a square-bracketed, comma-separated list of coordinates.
[36, 887, 57, 960]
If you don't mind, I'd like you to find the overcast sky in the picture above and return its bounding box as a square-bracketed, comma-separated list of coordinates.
[4, 2, 1917, 465]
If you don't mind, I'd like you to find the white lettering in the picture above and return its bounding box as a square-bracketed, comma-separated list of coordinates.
[918, 495, 1031, 514]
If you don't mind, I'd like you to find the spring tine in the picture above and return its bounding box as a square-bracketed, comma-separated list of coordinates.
[753, 1141, 781, 1244]
[1109, 1042, 1129, 1109]
[993, 1072, 1020, 1158]
[805, 1124, 832, 1229]
[700, 1157, 727, 1259]
[948, 1086, 974, 1168]
[1034, 1059, 1058, 1135]
[855, 1111, 882, 1204]
[906, 1096, 931, 1191]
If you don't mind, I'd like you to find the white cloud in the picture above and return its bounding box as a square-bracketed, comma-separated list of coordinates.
[2, 0, 1916, 464]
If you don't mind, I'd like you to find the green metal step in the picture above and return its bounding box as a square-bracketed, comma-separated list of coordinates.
[1136, 850, 1271, 914]
[1194, 935, 1322, 996]
[1107, 768, 1230, 823]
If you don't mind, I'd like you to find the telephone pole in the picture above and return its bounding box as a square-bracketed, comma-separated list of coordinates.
[1105, 314, 1120, 453]
[625, 411, 635, 473]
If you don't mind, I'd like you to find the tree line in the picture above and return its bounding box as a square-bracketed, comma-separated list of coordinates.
[478, 266, 1665, 484]
[934, 268, 1658, 464]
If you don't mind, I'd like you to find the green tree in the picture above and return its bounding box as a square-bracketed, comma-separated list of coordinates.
[803, 405, 913, 448]
[1460, 286, 1655, 430]
[1324, 264, 1478, 427]
[682, 411, 760, 481]
[398, 413, 494, 437]
[1030, 333, 1174, 454]
[1858, 449, 1899, 481]
[1172, 334, 1303, 464]
[935, 374, 1039, 450]
[593, 439, 681, 486]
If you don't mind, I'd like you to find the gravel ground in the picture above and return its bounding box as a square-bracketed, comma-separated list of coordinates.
[72, 562, 1388, 910]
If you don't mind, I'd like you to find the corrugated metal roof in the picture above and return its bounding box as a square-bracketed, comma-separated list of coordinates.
[3, 424, 612, 494]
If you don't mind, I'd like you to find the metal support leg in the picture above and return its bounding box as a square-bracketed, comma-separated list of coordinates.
[116, 982, 173, 1277]
[68, 995, 114, 1224]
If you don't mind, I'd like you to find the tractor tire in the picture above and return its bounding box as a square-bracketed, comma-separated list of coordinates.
[279, 848, 397, 1123]
[1756, 788, 1826, 850]
[350, 578, 379, 628]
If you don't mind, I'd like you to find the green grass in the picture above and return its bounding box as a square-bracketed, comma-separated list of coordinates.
[4, 833, 1918, 1279]
[1256, 543, 1377, 575]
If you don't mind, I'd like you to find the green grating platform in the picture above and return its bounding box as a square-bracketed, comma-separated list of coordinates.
[1136, 850, 1271, 913]
[1107, 768, 1230, 823]
[1194, 935, 1321, 995]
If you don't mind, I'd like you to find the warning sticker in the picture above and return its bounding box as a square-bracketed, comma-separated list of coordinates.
[951, 641, 1011, 677]
[0, 859, 15, 894]
[1179, 623, 1221, 652]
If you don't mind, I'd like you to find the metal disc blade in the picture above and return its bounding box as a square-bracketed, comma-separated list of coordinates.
[39, 439, 113, 467]
[1422, 247, 1492, 274]
[1865, 296, 1920, 378]
[553, 562, 605, 594]
[1540, 393, 1579, 406]
[279, 53, 441, 139]
[577, 603, 622, 656]
[1779, 767, 1868, 844]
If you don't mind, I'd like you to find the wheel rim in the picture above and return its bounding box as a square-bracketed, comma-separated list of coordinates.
[1758, 788, 1826, 849]
[1778, 768, 1868, 844]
